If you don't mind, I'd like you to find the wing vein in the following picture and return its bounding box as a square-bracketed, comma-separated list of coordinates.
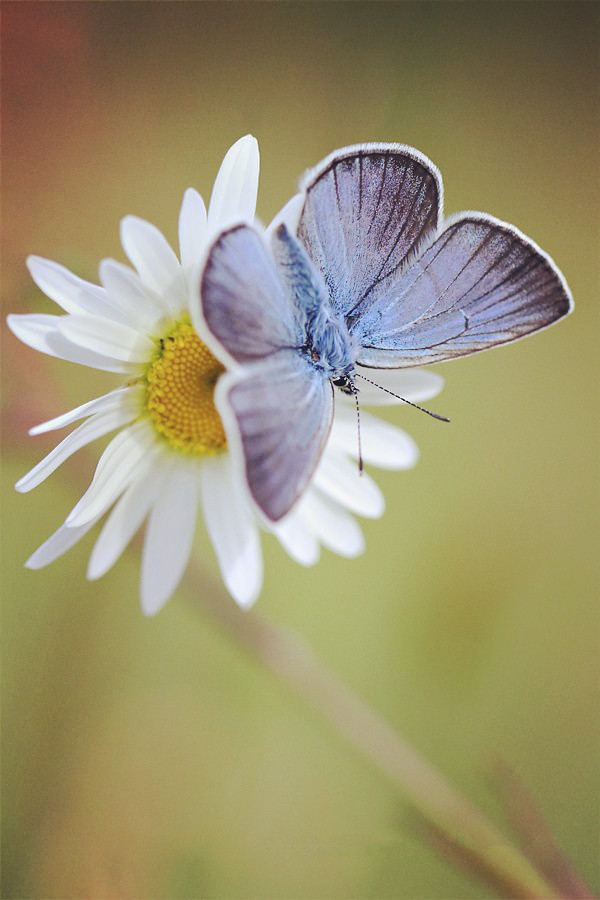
[366, 154, 389, 237]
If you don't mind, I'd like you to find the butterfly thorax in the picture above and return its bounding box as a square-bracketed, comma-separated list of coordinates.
[305, 303, 356, 384]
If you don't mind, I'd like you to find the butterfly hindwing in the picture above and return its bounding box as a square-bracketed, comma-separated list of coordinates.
[354, 213, 573, 367]
[218, 353, 333, 522]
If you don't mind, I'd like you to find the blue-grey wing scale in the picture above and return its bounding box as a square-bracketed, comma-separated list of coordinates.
[223, 353, 333, 521]
[200, 224, 303, 363]
[201, 223, 334, 522]
[298, 146, 442, 322]
[354, 214, 573, 367]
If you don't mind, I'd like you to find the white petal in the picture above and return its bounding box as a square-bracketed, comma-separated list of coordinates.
[272, 508, 320, 567]
[7, 313, 137, 374]
[179, 188, 208, 274]
[120, 215, 187, 314]
[99, 259, 166, 330]
[26, 256, 115, 318]
[330, 407, 419, 470]
[353, 367, 445, 405]
[140, 461, 198, 616]
[25, 516, 102, 569]
[29, 385, 140, 435]
[66, 421, 155, 526]
[88, 456, 166, 580]
[314, 451, 384, 518]
[208, 135, 259, 231]
[300, 491, 365, 558]
[7, 313, 66, 357]
[58, 314, 154, 363]
[264, 193, 304, 240]
[200, 454, 262, 609]
[15, 405, 138, 493]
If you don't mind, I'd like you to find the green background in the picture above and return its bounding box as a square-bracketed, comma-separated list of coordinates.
[2, 3, 598, 897]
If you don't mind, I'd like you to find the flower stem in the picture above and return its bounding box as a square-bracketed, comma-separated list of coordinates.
[188, 568, 580, 900]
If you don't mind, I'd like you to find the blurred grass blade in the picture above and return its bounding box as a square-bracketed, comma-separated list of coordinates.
[492, 762, 595, 900]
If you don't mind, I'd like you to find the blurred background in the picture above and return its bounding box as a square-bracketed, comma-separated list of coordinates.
[2, 3, 598, 898]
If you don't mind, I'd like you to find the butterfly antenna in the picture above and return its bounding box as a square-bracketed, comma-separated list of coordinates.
[355, 373, 450, 422]
[352, 383, 364, 474]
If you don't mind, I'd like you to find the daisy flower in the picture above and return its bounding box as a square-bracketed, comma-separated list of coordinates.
[7, 136, 443, 614]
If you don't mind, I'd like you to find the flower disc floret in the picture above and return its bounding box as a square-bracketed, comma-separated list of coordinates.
[145, 317, 226, 455]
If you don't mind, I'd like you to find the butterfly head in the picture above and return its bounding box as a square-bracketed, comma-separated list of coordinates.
[331, 373, 357, 396]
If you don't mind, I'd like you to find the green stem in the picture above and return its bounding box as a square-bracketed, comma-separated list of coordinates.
[188, 565, 572, 900]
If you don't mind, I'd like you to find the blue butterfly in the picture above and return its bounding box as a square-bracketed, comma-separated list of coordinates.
[199, 144, 573, 522]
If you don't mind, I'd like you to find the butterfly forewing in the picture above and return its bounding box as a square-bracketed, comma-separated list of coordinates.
[201, 224, 303, 363]
[298, 146, 442, 322]
[220, 353, 334, 522]
[354, 214, 573, 368]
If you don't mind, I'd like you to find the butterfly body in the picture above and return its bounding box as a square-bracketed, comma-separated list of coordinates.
[273, 223, 358, 383]
[199, 144, 572, 523]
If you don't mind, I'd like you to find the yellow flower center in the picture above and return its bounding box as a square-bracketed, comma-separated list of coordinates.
[144, 317, 227, 455]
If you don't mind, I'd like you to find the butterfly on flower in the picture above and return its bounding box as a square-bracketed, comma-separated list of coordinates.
[199, 143, 573, 523]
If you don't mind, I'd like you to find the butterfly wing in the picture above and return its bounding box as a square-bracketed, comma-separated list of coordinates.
[298, 144, 442, 321]
[200, 224, 304, 364]
[200, 224, 333, 522]
[217, 353, 333, 522]
[354, 213, 573, 367]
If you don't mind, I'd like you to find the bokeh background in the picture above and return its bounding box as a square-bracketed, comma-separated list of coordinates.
[2, 3, 598, 898]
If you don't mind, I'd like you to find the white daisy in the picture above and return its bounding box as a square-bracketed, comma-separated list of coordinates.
[7, 135, 443, 614]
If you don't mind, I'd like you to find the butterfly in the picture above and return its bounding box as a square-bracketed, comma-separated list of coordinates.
[199, 143, 573, 523]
